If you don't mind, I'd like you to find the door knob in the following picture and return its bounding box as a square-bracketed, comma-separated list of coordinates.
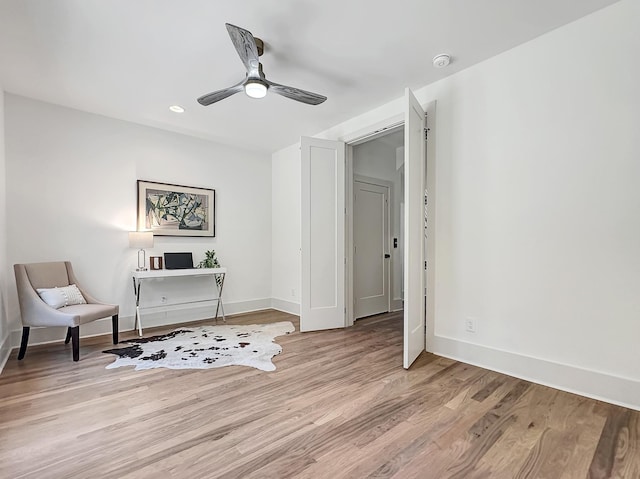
[384, 254, 391, 258]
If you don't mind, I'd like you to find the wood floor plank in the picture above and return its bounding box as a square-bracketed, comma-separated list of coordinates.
[588, 405, 640, 479]
[474, 385, 562, 476]
[1, 309, 638, 478]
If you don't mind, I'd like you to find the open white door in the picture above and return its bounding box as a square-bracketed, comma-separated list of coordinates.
[403, 89, 426, 368]
[301, 136, 346, 332]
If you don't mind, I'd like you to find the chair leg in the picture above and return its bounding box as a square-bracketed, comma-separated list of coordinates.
[64, 327, 72, 344]
[17, 327, 30, 360]
[112, 314, 119, 344]
[70, 326, 80, 361]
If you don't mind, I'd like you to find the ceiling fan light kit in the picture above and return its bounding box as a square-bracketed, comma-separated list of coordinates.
[245, 80, 267, 99]
[197, 23, 327, 106]
[432, 54, 451, 68]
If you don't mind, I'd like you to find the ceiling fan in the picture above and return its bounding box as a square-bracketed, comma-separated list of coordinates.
[197, 23, 327, 107]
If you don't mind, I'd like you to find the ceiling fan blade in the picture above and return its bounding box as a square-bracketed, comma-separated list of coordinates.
[197, 80, 245, 106]
[226, 23, 260, 75]
[264, 80, 327, 105]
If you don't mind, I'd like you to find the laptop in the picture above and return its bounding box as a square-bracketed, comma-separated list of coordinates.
[164, 252, 194, 270]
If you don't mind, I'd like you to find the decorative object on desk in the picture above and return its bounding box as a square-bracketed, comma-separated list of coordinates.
[138, 180, 215, 237]
[149, 256, 163, 270]
[129, 231, 154, 271]
[103, 321, 294, 371]
[197, 250, 220, 269]
[197, 250, 222, 286]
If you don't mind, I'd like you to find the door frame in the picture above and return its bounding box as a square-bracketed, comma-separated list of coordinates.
[342, 101, 436, 354]
[353, 175, 393, 319]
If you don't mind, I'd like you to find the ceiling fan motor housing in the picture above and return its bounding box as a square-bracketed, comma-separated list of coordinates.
[254, 37, 264, 56]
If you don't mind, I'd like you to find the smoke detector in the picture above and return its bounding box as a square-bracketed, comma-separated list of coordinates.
[432, 54, 451, 68]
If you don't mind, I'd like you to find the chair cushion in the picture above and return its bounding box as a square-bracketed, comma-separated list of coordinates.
[59, 303, 119, 325]
[37, 284, 87, 309]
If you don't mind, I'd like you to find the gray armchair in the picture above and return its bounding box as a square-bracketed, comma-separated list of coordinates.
[14, 261, 119, 361]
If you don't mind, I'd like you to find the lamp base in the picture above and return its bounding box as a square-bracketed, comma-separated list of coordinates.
[137, 249, 148, 271]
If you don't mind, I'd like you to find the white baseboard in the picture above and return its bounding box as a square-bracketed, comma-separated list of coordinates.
[9, 298, 274, 349]
[430, 334, 640, 412]
[0, 333, 11, 374]
[271, 298, 300, 315]
[390, 299, 403, 312]
[226, 298, 273, 315]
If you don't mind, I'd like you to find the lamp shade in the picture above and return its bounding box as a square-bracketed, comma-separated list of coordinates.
[128, 231, 154, 249]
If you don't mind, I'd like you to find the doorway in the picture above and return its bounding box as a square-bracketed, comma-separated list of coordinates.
[299, 92, 433, 369]
[351, 127, 404, 320]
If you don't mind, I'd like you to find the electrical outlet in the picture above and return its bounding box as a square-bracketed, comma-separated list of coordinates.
[465, 317, 477, 333]
[161, 296, 167, 304]
[291, 288, 296, 297]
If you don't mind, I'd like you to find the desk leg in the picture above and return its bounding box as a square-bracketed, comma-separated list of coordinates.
[214, 273, 226, 322]
[136, 306, 142, 336]
[133, 277, 143, 336]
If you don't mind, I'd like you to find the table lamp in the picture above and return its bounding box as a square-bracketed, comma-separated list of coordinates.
[129, 231, 154, 271]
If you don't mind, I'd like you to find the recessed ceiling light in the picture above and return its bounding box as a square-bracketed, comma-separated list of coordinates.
[169, 105, 185, 113]
[432, 54, 451, 68]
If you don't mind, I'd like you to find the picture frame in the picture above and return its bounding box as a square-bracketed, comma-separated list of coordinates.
[137, 180, 215, 237]
[149, 256, 164, 270]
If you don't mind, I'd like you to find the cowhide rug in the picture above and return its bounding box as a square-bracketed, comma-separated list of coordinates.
[103, 321, 294, 371]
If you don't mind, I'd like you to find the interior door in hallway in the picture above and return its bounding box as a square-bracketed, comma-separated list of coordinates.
[354, 180, 390, 319]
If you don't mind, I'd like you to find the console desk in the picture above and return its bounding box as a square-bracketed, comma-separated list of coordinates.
[131, 267, 226, 336]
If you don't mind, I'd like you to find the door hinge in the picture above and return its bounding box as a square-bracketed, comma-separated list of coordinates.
[424, 261, 427, 270]
[424, 127, 430, 141]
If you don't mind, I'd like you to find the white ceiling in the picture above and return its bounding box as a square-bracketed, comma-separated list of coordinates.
[0, 0, 619, 154]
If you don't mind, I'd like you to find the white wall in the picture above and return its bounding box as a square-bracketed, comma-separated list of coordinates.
[271, 143, 301, 314]
[271, 0, 640, 409]
[0, 88, 10, 370]
[420, 0, 640, 407]
[353, 140, 397, 181]
[5, 95, 272, 344]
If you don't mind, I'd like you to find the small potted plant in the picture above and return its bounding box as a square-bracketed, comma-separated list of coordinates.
[197, 250, 222, 287]
[197, 250, 220, 269]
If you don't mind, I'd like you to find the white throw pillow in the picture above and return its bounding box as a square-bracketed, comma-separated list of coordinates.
[36, 284, 87, 309]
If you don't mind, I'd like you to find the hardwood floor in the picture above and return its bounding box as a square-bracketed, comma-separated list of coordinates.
[0, 310, 638, 478]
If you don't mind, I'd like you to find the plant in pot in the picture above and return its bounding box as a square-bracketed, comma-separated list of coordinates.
[197, 250, 220, 269]
[197, 250, 222, 286]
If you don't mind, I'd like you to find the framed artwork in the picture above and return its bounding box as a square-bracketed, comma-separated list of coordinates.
[137, 180, 215, 237]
